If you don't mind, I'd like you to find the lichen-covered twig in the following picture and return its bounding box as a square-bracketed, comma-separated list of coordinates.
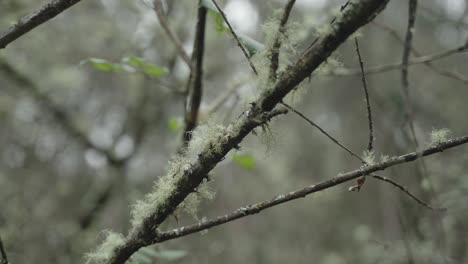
[0, 0, 84, 49]
[269, 0, 296, 81]
[155, 135, 465, 242]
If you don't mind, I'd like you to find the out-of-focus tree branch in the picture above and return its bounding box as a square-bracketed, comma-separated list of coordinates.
[0, 0, 84, 49]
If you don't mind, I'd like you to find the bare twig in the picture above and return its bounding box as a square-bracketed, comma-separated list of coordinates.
[182, 2, 207, 145]
[354, 38, 374, 152]
[269, 0, 296, 81]
[156, 135, 467, 242]
[370, 174, 445, 211]
[328, 43, 468, 77]
[371, 21, 468, 85]
[0, 234, 8, 264]
[0, 0, 84, 49]
[281, 101, 364, 162]
[153, 0, 192, 70]
[211, 0, 258, 75]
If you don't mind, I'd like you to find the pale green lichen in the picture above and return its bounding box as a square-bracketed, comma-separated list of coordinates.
[315, 56, 344, 75]
[86, 231, 125, 264]
[429, 128, 451, 146]
[380, 154, 390, 163]
[130, 120, 226, 230]
[362, 150, 375, 165]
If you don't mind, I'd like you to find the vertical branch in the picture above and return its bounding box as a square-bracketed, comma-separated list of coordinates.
[182, 2, 207, 145]
[269, 0, 296, 81]
[401, 0, 419, 150]
[354, 38, 374, 152]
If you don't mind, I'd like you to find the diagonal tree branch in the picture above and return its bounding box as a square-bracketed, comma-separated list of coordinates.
[0, 0, 84, 49]
[156, 135, 466, 242]
[0, 59, 123, 165]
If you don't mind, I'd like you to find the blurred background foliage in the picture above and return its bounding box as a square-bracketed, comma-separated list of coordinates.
[0, 0, 468, 263]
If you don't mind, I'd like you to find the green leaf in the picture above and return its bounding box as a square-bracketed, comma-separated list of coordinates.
[168, 117, 182, 132]
[232, 152, 255, 170]
[238, 34, 265, 57]
[122, 56, 168, 77]
[142, 64, 167, 76]
[82, 58, 122, 72]
[122, 56, 146, 67]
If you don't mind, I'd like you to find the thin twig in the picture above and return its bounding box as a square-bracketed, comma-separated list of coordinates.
[281, 102, 364, 162]
[370, 174, 445, 211]
[153, 0, 192, 70]
[0, 234, 8, 264]
[328, 43, 468, 77]
[156, 135, 467, 242]
[371, 21, 468, 85]
[211, 0, 258, 75]
[398, 212, 416, 264]
[269, 0, 296, 81]
[182, 2, 207, 145]
[354, 38, 374, 152]
[0, 0, 84, 49]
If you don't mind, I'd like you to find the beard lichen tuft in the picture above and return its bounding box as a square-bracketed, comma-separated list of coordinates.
[86, 231, 125, 264]
[429, 128, 451, 146]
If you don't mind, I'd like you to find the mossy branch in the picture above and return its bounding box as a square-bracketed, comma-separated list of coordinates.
[0, 0, 84, 49]
[95, 1, 390, 263]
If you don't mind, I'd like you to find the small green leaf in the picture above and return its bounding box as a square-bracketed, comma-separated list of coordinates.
[122, 56, 146, 67]
[238, 34, 265, 57]
[82, 58, 122, 72]
[232, 152, 255, 170]
[168, 117, 182, 132]
[122, 56, 167, 76]
[142, 64, 167, 76]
